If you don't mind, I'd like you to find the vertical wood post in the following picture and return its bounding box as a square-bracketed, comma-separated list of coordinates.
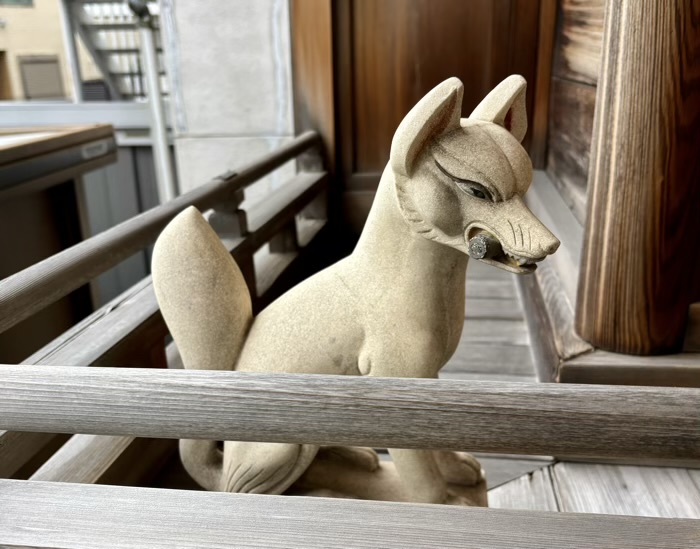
[576, 0, 700, 355]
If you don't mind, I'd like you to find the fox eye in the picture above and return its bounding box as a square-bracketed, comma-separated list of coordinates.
[435, 159, 494, 202]
[457, 181, 492, 202]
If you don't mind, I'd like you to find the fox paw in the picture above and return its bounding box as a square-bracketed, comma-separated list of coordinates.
[435, 451, 484, 486]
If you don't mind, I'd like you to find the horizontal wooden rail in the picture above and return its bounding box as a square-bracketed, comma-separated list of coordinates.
[0, 131, 320, 336]
[0, 366, 698, 460]
[1, 480, 697, 548]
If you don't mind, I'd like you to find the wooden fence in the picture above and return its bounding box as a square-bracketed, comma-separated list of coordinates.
[0, 131, 699, 548]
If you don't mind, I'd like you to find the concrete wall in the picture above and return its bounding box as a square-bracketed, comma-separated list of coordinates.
[160, 0, 295, 199]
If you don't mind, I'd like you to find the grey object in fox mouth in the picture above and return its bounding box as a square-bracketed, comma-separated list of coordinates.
[468, 233, 502, 260]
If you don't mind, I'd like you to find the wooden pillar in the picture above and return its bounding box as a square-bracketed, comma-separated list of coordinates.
[576, 0, 700, 355]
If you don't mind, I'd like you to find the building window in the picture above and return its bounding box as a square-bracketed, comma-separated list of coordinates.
[19, 55, 65, 99]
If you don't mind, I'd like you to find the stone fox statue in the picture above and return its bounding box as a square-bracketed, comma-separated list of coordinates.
[152, 75, 560, 505]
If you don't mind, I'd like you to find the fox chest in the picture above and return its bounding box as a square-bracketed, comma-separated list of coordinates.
[359, 297, 465, 378]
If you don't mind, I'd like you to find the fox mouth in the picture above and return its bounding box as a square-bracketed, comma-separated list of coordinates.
[467, 231, 544, 274]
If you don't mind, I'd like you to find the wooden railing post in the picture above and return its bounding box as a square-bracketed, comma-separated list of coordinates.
[576, 0, 700, 355]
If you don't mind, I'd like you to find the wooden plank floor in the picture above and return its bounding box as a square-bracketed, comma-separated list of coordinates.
[490, 462, 700, 518]
[441, 260, 535, 383]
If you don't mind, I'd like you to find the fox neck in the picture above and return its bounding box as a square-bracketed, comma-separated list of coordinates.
[351, 165, 468, 304]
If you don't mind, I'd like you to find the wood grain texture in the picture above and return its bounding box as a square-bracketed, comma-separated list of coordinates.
[0, 131, 320, 337]
[241, 173, 327, 250]
[530, 0, 557, 168]
[518, 171, 592, 380]
[290, 0, 335, 172]
[241, 174, 325, 233]
[465, 279, 517, 300]
[464, 298, 523, 320]
[546, 76, 596, 223]
[551, 0, 604, 85]
[439, 372, 534, 384]
[443, 342, 534, 377]
[0, 430, 63, 479]
[29, 435, 133, 483]
[488, 466, 559, 511]
[444, 265, 535, 381]
[533, 262, 590, 362]
[460, 319, 529, 346]
[349, 0, 536, 172]
[577, 0, 700, 354]
[517, 272, 561, 382]
[560, 350, 700, 387]
[690, 469, 700, 493]
[525, 171, 584, 305]
[544, 0, 603, 221]
[467, 258, 514, 281]
[514, 169, 592, 380]
[0, 366, 698, 460]
[1, 480, 699, 549]
[684, 303, 700, 352]
[553, 462, 700, 518]
[25, 276, 164, 368]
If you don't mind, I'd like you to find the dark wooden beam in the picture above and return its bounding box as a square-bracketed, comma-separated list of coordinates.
[576, 0, 700, 354]
[529, 0, 557, 168]
[290, 0, 335, 173]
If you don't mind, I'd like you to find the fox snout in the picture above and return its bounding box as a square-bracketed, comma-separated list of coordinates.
[466, 196, 559, 274]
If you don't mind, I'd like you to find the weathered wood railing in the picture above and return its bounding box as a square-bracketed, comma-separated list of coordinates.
[0, 131, 327, 480]
[2, 480, 697, 549]
[1, 366, 698, 460]
[0, 367, 699, 547]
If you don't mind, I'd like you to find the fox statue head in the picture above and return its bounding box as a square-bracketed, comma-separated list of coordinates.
[390, 75, 559, 273]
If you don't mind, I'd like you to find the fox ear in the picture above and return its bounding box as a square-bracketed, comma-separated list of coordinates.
[390, 77, 463, 177]
[470, 75, 527, 142]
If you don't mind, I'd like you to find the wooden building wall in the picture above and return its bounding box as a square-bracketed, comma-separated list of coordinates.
[545, 0, 604, 224]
